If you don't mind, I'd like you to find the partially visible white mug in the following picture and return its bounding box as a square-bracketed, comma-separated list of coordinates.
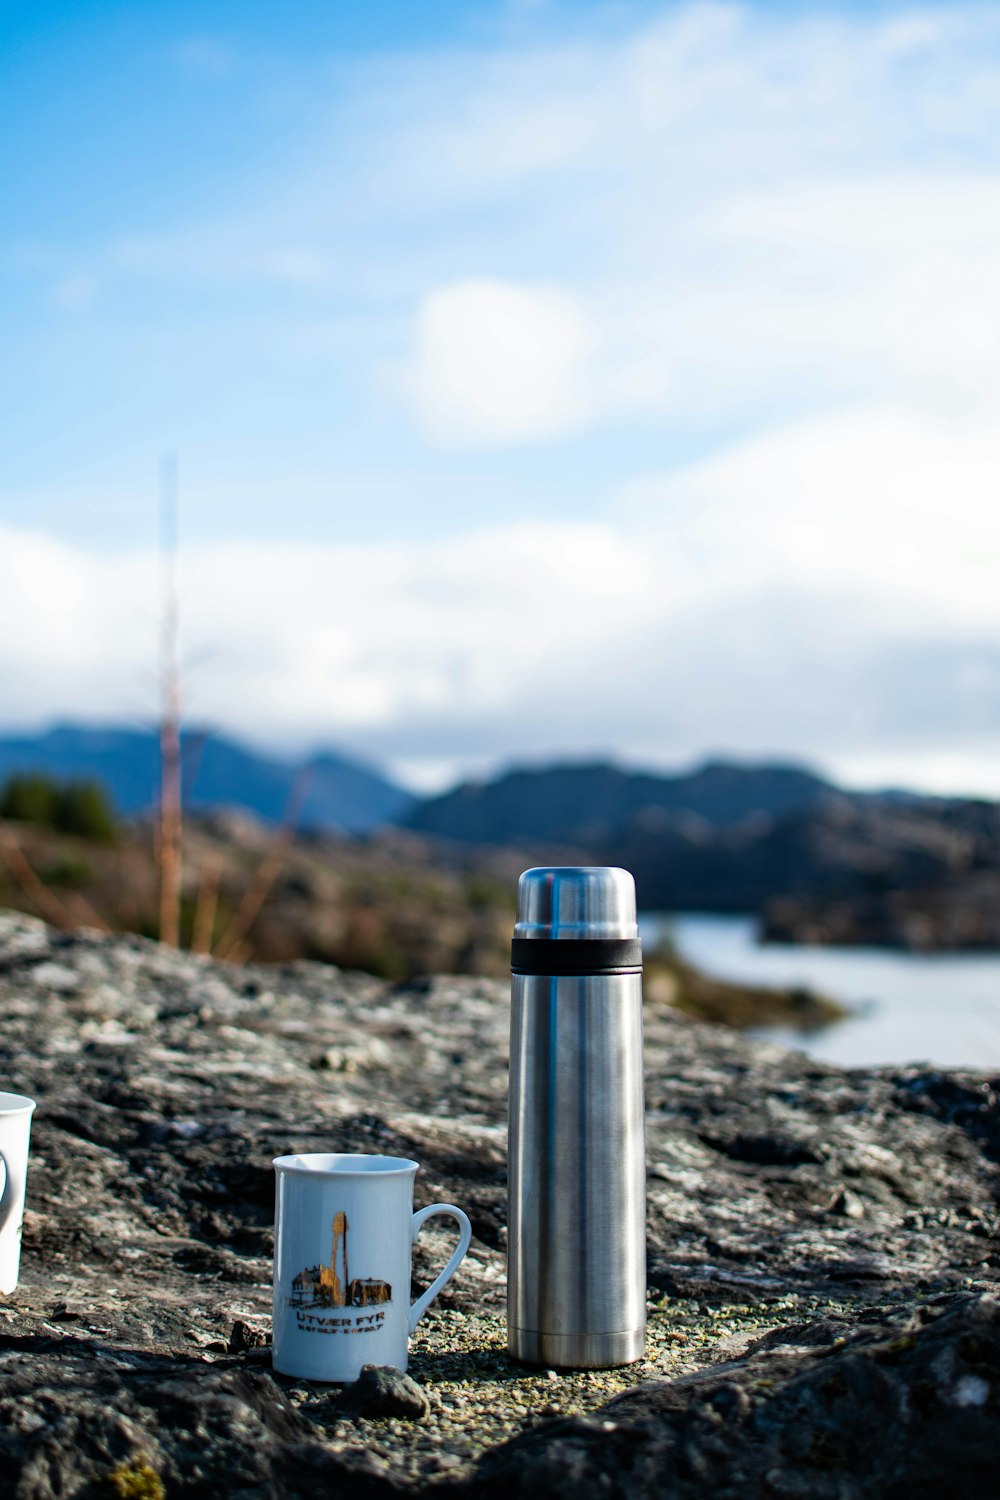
[271, 1153, 472, 1382]
[0, 1092, 35, 1295]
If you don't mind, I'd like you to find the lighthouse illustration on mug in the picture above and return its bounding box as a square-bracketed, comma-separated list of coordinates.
[272, 1153, 472, 1382]
[289, 1210, 392, 1308]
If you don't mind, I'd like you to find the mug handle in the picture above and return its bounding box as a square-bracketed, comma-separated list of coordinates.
[409, 1202, 473, 1334]
[0, 1150, 16, 1235]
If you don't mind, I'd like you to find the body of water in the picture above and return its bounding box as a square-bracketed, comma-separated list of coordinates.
[641, 912, 1000, 1071]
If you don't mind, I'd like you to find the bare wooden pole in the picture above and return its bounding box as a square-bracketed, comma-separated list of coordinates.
[158, 453, 182, 947]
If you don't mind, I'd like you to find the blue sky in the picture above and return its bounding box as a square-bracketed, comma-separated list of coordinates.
[5, 1, 1000, 791]
[3, 0, 756, 549]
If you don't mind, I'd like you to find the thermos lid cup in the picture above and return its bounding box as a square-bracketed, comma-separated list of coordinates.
[514, 866, 639, 940]
[511, 868, 642, 977]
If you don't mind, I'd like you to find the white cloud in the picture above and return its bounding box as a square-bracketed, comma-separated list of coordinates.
[619, 401, 1000, 625]
[0, 516, 656, 749]
[5, 377, 1000, 795]
[165, 37, 241, 80]
[50, 273, 98, 312]
[368, 7, 1000, 445]
[404, 278, 596, 444]
[114, 232, 332, 286]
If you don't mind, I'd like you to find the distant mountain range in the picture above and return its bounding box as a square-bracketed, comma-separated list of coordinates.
[405, 760, 835, 844]
[0, 725, 412, 834]
[403, 758, 852, 910]
[8, 726, 1000, 945]
[403, 760, 1000, 932]
[0, 729, 842, 845]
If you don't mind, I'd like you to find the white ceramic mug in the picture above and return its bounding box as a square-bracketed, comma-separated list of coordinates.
[271, 1153, 472, 1382]
[0, 1093, 35, 1295]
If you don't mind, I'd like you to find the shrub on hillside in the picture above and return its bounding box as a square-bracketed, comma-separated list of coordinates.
[0, 773, 118, 844]
[54, 780, 118, 843]
[0, 774, 57, 827]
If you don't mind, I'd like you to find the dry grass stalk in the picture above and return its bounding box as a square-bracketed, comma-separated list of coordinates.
[190, 851, 222, 956]
[57, 892, 112, 935]
[213, 773, 310, 963]
[0, 831, 77, 930]
[222, 939, 252, 966]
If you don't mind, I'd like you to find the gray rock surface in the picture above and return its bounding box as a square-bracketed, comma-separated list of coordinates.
[477, 1292, 1000, 1497]
[0, 910, 997, 1496]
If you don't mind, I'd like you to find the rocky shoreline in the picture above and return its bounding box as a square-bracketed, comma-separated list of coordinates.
[762, 876, 1000, 951]
[0, 813, 843, 1030]
[0, 910, 998, 1496]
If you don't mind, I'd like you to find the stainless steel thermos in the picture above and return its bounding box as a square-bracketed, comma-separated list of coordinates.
[507, 866, 646, 1368]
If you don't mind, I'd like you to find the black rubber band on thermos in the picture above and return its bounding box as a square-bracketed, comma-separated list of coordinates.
[510, 937, 643, 976]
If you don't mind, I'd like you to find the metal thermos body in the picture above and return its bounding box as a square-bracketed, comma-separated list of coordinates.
[507, 866, 646, 1368]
